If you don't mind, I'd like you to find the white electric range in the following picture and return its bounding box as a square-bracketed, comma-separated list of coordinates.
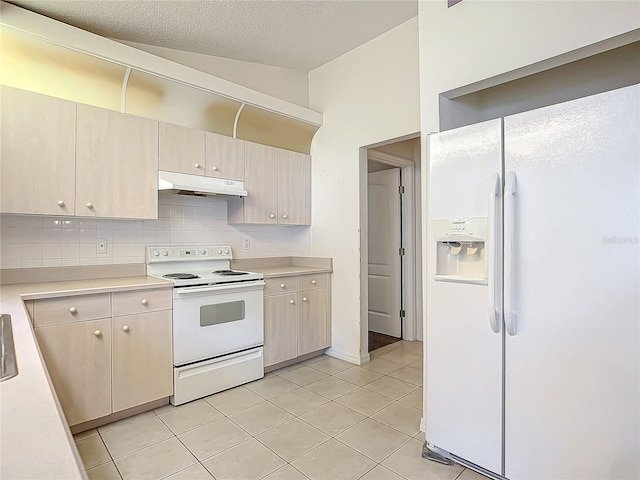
[146, 245, 265, 405]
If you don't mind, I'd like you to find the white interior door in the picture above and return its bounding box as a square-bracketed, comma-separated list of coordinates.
[368, 168, 402, 337]
[504, 85, 639, 479]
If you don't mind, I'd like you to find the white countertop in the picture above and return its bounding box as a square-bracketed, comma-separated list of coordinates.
[0, 276, 172, 480]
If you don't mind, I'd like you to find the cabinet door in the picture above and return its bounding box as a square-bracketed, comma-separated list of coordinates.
[298, 289, 328, 356]
[1, 87, 76, 215]
[205, 132, 245, 181]
[76, 104, 159, 219]
[264, 293, 298, 367]
[35, 319, 112, 426]
[277, 150, 309, 225]
[159, 122, 205, 176]
[112, 310, 172, 412]
[243, 142, 278, 223]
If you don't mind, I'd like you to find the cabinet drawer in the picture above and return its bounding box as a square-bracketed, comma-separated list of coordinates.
[112, 288, 172, 316]
[264, 276, 298, 296]
[32, 293, 111, 327]
[298, 273, 328, 290]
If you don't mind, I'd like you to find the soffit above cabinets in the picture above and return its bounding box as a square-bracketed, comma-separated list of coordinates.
[0, 2, 321, 154]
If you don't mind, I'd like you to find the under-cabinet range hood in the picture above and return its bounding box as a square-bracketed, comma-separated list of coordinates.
[158, 170, 248, 198]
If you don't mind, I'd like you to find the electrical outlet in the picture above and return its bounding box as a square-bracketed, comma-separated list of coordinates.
[97, 238, 107, 254]
[243, 238, 250, 250]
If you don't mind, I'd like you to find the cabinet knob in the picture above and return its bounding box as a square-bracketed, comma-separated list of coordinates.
[57, 200, 65, 207]
[282, 214, 288, 219]
[212, 166, 218, 171]
[311, 280, 317, 285]
[302, 297, 308, 302]
[69, 307, 77, 314]
[86, 202, 93, 209]
[122, 325, 130, 332]
[269, 214, 276, 219]
[194, 163, 201, 168]
[289, 299, 295, 304]
[141, 298, 148, 305]
[280, 283, 286, 288]
[94, 330, 102, 337]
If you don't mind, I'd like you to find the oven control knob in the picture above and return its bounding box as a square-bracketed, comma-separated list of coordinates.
[223, 248, 229, 254]
[152, 250, 160, 257]
[200, 249, 207, 256]
[217, 249, 223, 255]
[161, 250, 168, 256]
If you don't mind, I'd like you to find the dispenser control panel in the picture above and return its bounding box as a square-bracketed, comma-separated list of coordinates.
[435, 218, 487, 241]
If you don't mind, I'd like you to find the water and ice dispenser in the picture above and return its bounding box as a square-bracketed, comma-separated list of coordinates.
[434, 217, 488, 285]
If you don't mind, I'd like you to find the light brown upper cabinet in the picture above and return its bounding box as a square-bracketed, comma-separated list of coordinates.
[228, 142, 311, 225]
[0, 86, 76, 216]
[158, 122, 206, 176]
[206, 132, 245, 181]
[76, 104, 159, 219]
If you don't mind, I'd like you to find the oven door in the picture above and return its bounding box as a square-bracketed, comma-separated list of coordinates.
[172, 280, 264, 366]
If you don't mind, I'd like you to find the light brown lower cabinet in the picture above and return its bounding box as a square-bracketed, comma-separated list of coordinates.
[112, 310, 172, 412]
[263, 273, 331, 369]
[35, 318, 112, 426]
[31, 288, 173, 427]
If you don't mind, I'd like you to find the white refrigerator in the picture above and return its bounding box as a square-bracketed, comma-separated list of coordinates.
[425, 84, 639, 479]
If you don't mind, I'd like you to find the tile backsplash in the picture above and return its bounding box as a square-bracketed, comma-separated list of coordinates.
[0, 192, 311, 269]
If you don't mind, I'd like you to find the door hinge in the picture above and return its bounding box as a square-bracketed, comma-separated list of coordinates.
[399, 247, 405, 256]
[400, 309, 406, 318]
[398, 185, 405, 194]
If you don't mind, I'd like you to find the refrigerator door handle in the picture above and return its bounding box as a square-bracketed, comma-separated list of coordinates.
[504, 171, 517, 336]
[487, 173, 502, 333]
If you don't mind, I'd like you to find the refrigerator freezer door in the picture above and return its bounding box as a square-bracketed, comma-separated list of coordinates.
[426, 118, 503, 475]
[504, 85, 639, 479]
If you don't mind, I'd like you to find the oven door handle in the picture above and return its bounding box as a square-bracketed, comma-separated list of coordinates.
[174, 280, 265, 295]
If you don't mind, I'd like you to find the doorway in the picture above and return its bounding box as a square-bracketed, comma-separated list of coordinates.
[360, 134, 422, 360]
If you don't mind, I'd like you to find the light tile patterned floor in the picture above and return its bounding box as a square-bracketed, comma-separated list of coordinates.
[74, 340, 486, 480]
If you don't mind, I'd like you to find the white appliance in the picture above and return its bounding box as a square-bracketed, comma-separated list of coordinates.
[425, 85, 639, 479]
[146, 245, 265, 405]
[158, 170, 248, 198]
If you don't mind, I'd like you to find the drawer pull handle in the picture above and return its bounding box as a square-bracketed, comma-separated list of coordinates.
[122, 325, 130, 332]
[57, 200, 65, 207]
[302, 297, 308, 302]
[311, 280, 317, 284]
[280, 283, 286, 288]
[94, 330, 102, 337]
[212, 166, 218, 171]
[69, 307, 77, 314]
[270, 214, 276, 219]
[289, 300, 295, 305]
[141, 298, 148, 305]
[194, 163, 201, 168]
[282, 214, 288, 219]
[86, 202, 93, 209]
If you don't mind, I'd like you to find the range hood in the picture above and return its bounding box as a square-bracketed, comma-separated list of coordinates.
[158, 171, 248, 198]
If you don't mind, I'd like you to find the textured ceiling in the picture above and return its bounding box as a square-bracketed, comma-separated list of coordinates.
[9, 0, 418, 72]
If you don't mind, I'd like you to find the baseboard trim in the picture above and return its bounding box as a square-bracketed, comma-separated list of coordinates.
[325, 347, 360, 365]
[360, 352, 371, 364]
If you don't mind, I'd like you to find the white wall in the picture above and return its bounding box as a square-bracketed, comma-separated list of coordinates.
[308, 17, 420, 363]
[419, 0, 640, 132]
[0, 194, 310, 269]
[122, 41, 310, 108]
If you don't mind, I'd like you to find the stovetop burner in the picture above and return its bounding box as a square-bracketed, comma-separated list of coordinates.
[163, 273, 201, 280]
[213, 270, 250, 276]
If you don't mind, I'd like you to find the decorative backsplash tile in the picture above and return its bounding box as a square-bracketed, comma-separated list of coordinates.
[0, 192, 311, 269]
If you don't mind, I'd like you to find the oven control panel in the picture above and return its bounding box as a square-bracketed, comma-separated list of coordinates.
[147, 245, 233, 262]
